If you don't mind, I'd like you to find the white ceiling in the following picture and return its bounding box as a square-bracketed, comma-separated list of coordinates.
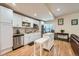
[6, 3, 79, 21]
[48, 3, 79, 17]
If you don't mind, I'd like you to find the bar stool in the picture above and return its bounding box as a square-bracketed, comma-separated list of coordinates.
[34, 37, 49, 56]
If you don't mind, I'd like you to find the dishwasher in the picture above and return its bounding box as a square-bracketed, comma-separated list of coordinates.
[13, 34, 24, 50]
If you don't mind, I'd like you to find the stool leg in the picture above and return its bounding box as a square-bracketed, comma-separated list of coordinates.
[40, 44, 43, 56]
[34, 42, 36, 56]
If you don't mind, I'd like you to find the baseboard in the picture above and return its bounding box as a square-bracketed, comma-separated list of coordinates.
[0, 47, 12, 55]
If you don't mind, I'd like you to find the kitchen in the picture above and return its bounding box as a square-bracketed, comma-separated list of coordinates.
[0, 5, 44, 55]
[13, 13, 42, 49]
[0, 3, 54, 55]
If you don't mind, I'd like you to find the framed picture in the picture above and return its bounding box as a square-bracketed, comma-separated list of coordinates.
[71, 19, 78, 25]
[58, 18, 64, 25]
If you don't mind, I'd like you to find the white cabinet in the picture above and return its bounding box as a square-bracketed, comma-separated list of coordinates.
[23, 17, 31, 23]
[13, 14, 18, 27]
[0, 6, 13, 55]
[24, 34, 30, 45]
[17, 15, 22, 27]
[13, 12, 40, 28]
[13, 13, 22, 27]
[0, 23, 13, 51]
[33, 20, 40, 26]
[0, 6, 13, 24]
[22, 16, 33, 28]
[24, 32, 41, 45]
[30, 33, 36, 41]
[35, 33, 41, 40]
[30, 19, 33, 28]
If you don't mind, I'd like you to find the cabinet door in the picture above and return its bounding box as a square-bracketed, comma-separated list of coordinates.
[33, 20, 39, 25]
[24, 34, 30, 45]
[30, 19, 33, 28]
[0, 6, 13, 23]
[17, 15, 22, 27]
[13, 14, 18, 27]
[13, 13, 22, 27]
[37, 33, 41, 39]
[22, 17, 33, 28]
[32, 20, 40, 29]
[30, 33, 36, 41]
[0, 23, 13, 50]
[34, 33, 41, 40]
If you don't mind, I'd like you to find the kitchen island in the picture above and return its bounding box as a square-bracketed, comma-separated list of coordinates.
[24, 32, 41, 45]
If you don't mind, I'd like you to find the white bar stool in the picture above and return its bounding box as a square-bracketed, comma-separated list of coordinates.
[34, 37, 49, 56]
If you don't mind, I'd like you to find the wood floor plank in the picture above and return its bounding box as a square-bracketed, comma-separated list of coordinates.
[3, 40, 75, 56]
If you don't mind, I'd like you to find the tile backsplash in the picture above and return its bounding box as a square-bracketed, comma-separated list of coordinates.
[13, 27, 39, 34]
[13, 27, 25, 34]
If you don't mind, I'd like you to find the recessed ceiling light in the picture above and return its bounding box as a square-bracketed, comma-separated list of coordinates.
[34, 13, 37, 16]
[56, 8, 60, 11]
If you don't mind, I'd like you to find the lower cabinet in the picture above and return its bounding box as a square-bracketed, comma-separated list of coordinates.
[24, 34, 30, 45]
[24, 32, 41, 45]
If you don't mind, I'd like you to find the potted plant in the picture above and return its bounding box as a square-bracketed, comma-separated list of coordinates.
[60, 29, 64, 33]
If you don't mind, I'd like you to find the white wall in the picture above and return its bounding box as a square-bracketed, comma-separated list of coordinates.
[53, 12, 79, 36]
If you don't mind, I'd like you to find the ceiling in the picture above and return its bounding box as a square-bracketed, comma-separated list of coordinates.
[4, 3, 79, 21]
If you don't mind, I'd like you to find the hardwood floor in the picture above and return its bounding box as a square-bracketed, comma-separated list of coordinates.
[4, 40, 75, 56]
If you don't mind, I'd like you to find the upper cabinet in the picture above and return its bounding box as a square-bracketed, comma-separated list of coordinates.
[13, 13, 22, 27]
[22, 17, 40, 28]
[33, 20, 40, 26]
[22, 16, 33, 28]
[0, 6, 13, 24]
[13, 12, 40, 28]
[0, 6, 40, 28]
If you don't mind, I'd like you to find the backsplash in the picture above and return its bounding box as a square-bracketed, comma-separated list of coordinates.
[13, 27, 25, 34]
[13, 27, 39, 34]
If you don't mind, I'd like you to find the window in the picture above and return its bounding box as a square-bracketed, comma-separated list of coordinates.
[44, 24, 54, 33]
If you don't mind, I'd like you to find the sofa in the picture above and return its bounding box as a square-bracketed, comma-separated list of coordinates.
[70, 34, 79, 55]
